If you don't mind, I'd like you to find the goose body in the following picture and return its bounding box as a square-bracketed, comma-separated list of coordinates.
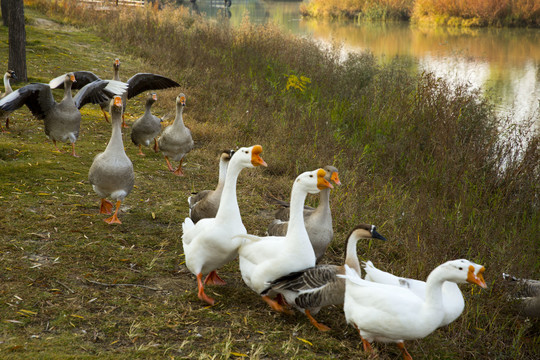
[363, 260, 466, 327]
[340, 259, 486, 359]
[188, 149, 235, 223]
[181, 145, 267, 305]
[267, 165, 340, 262]
[502, 273, 540, 318]
[157, 93, 194, 176]
[88, 96, 134, 224]
[0, 73, 127, 156]
[237, 169, 333, 312]
[131, 92, 162, 155]
[261, 224, 387, 331]
[0, 70, 16, 131]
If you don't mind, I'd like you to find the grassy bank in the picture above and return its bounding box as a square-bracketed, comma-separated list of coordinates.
[301, 0, 540, 27]
[0, 1, 539, 358]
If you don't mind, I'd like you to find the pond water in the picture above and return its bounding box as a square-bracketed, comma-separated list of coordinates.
[183, 0, 540, 129]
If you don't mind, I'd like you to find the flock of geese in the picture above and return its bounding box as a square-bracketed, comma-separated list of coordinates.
[1, 60, 537, 359]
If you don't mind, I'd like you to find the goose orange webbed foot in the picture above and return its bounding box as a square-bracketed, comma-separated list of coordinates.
[262, 295, 293, 315]
[99, 199, 113, 214]
[204, 271, 226, 285]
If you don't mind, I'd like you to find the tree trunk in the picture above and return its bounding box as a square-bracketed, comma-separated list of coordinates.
[7, 0, 27, 82]
[1, 0, 9, 26]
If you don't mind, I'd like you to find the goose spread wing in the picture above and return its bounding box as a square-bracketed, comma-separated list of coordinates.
[73, 80, 110, 109]
[126, 73, 180, 99]
[0, 83, 55, 119]
[49, 71, 102, 90]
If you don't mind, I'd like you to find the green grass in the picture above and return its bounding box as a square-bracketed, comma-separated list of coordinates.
[0, 3, 539, 359]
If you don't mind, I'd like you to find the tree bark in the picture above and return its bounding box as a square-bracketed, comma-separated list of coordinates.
[1, 0, 8, 27]
[7, 0, 27, 82]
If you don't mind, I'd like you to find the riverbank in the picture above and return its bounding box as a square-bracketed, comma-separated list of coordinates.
[301, 0, 540, 27]
[0, 1, 538, 358]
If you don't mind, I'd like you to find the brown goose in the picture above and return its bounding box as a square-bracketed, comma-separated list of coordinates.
[188, 149, 235, 223]
[0, 73, 127, 156]
[130, 92, 161, 156]
[502, 273, 540, 318]
[1, 70, 16, 131]
[157, 93, 194, 176]
[267, 165, 341, 262]
[260, 224, 387, 331]
[88, 96, 134, 224]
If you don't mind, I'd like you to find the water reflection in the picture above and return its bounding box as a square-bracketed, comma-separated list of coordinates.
[178, 0, 540, 127]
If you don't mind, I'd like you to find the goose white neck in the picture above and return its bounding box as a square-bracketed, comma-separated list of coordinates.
[214, 158, 245, 222]
[3, 73, 12, 93]
[344, 237, 361, 274]
[285, 184, 311, 244]
[423, 266, 449, 310]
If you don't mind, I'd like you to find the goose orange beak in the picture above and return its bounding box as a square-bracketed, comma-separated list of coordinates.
[113, 96, 122, 107]
[115, 59, 120, 66]
[317, 169, 333, 190]
[70, 74, 76, 82]
[251, 145, 267, 167]
[331, 171, 341, 185]
[152, 94, 157, 101]
[179, 96, 186, 106]
[467, 265, 487, 288]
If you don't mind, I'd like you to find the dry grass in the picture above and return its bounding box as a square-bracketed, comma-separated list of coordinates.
[0, 2, 539, 359]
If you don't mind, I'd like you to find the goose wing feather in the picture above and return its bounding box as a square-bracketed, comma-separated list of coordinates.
[0, 83, 54, 119]
[49, 71, 102, 90]
[126, 73, 180, 99]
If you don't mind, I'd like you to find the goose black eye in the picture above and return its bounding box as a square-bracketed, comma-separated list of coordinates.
[309, 175, 313, 178]
[458, 267, 463, 271]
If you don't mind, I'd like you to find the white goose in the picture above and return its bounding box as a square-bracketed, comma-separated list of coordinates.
[188, 149, 235, 223]
[182, 145, 267, 305]
[261, 224, 386, 331]
[363, 260, 482, 328]
[340, 259, 486, 360]
[237, 169, 333, 313]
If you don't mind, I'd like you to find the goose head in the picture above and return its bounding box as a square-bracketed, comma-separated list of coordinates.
[348, 224, 387, 242]
[6, 70, 16, 81]
[65, 72, 76, 86]
[177, 93, 186, 107]
[220, 149, 235, 163]
[113, 58, 121, 71]
[147, 92, 157, 105]
[293, 168, 333, 195]
[231, 145, 267, 169]
[436, 259, 487, 288]
[111, 95, 123, 115]
[323, 165, 341, 186]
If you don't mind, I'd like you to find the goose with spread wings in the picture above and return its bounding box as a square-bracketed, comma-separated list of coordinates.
[0, 73, 127, 156]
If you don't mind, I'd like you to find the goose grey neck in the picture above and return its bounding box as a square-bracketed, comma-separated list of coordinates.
[315, 188, 331, 214]
[113, 67, 120, 81]
[144, 101, 154, 113]
[62, 81, 73, 101]
[105, 110, 125, 153]
[172, 103, 185, 128]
